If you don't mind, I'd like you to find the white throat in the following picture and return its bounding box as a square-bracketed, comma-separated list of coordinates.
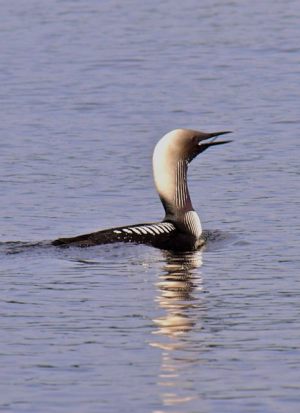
[152, 131, 202, 238]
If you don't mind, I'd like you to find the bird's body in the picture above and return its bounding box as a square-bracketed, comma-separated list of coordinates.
[52, 129, 231, 251]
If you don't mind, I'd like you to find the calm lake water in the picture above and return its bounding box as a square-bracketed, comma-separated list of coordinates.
[1, 1, 300, 412]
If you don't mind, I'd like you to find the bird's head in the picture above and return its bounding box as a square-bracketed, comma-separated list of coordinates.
[152, 128, 232, 218]
[161, 128, 232, 163]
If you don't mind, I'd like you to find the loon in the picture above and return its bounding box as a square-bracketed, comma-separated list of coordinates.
[52, 129, 231, 251]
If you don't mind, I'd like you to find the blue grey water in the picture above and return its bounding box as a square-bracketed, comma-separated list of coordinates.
[0, 0, 299, 412]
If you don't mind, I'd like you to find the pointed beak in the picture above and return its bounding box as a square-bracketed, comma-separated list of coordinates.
[207, 131, 232, 139]
[197, 131, 232, 152]
[206, 131, 232, 145]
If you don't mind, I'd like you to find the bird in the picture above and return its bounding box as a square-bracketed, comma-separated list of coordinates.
[52, 129, 231, 251]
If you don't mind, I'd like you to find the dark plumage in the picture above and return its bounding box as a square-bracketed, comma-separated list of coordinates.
[52, 129, 231, 251]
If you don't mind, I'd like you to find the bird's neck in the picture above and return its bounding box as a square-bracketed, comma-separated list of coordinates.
[173, 159, 193, 213]
[153, 154, 202, 238]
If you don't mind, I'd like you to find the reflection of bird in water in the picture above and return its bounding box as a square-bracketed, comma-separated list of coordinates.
[151, 250, 204, 343]
[150, 250, 205, 409]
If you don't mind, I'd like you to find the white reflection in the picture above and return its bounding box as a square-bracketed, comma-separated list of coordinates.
[150, 250, 205, 411]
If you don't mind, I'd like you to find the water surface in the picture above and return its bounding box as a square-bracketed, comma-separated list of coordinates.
[1, 1, 300, 412]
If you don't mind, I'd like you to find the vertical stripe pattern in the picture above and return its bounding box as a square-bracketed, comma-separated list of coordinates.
[183, 211, 202, 238]
[174, 160, 189, 209]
